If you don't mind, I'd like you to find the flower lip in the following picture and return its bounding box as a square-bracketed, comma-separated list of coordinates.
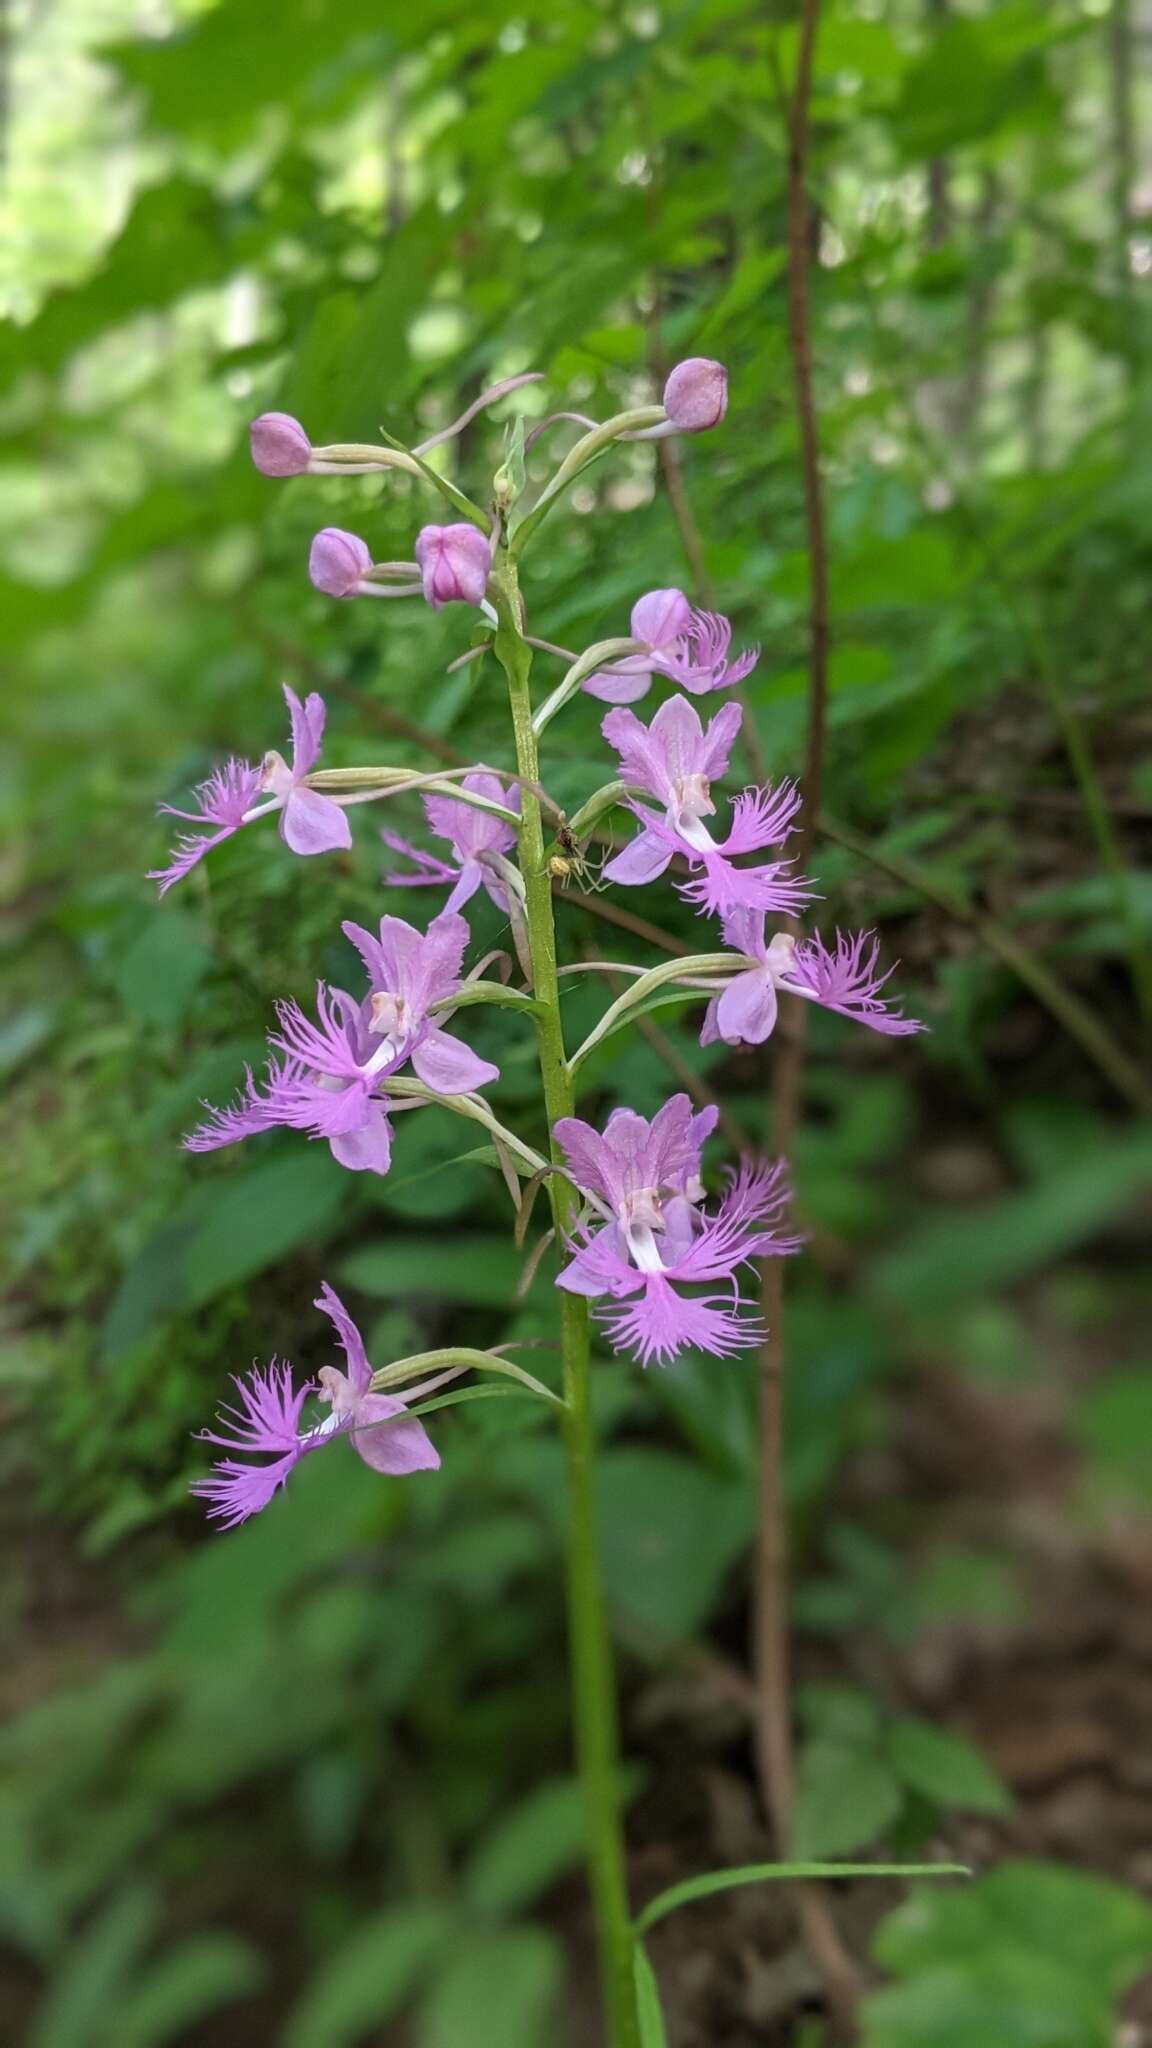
[250, 411, 312, 476]
[662, 358, 728, 431]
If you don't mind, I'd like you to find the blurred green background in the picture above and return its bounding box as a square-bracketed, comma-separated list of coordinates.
[4, 1, 1152, 2042]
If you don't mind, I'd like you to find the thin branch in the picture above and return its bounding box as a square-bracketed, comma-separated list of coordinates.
[757, 2, 863, 2028]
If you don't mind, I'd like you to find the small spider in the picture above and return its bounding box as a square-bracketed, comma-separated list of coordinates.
[542, 821, 611, 892]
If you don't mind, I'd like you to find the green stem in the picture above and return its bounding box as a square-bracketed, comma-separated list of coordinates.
[491, 553, 641, 2048]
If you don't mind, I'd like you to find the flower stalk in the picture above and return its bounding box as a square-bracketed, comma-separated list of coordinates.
[490, 553, 641, 2048]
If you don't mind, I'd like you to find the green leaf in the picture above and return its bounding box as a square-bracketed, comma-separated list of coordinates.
[867, 1860, 1152, 2048]
[887, 1720, 1011, 1817]
[111, 911, 213, 1033]
[30, 1885, 155, 2048]
[633, 1944, 669, 2048]
[873, 1130, 1152, 1313]
[418, 1929, 561, 2048]
[595, 1448, 753, 1640]
[635, 1862, 968, 1936]
[463, 1779, 587, 1917]
[101, 1150, 349, 1356]
[792, 1741, 904, 1861]
[284, 1906, 449, 2048]
[117, 1934, 264, 2048]
[182, 1152, 349, 1309]
[340, 1235, 541, 1309]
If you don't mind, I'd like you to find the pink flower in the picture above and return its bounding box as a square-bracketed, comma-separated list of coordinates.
[601, 696, 815, 918]
[309, 527, 373, 598]
[185, 909, 498, 1174]
[381, 771, 520, 914]
[663, 358, 728, 431]
[554, 1095, 797, 1365]
[414, 524, 493, 608]
[149, 685, 350, 892]
[250, 411, 312, 476]
[702, 913, 925, 1046]
[584, 588, 759, 705]
[191, 1284, 440, 1528]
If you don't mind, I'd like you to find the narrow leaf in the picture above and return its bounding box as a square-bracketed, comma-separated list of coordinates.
[634, 1862, 968, 1935]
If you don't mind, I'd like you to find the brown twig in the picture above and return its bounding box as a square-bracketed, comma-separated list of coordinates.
[756, 2, 864, 2029]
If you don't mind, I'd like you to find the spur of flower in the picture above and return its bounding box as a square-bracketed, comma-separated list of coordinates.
[381, 770, 521, 913]
[191, 1284, 442, 1528]
[601, 695, 815, 918]
[554, 1094, 798, 1366]
[702, 912, 925, 1047]
[186, 909, 499, 1174]
[584, 588, 759, 704]
[149, 685, 351, 893]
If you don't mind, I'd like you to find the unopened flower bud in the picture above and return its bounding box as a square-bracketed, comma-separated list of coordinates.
[414, 524, 493, 609]
[309, 527, 372, 598]
[250, 411, 312, 476]
[662, 358, 727, 432]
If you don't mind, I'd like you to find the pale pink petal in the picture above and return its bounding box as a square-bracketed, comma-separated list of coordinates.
[284, 685, 326, 777]
[315, 1281, 372, 1394]
[602, 829, 673, 887]
[280, 788, 353, 856]
[349, 1391, 440, 1475]
[582, 666, 653, 704]
[715, 968, 778, 1045]
[411, 1029, 499, 1094]
[631, 588, 691, 649]
[697, 699, 745, 782]
[329, 1106, 392, 1174]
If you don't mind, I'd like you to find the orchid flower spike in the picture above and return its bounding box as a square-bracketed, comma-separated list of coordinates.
[381, 771, 521, 913]
[554, 1095, 798, 1366]
[703, 913, 926, 1047]
[149, 686, 351, 893]
[601, 696, 816, 919]
[191, 1284, 441, 1528]
[186, 909, 499, 1175]
[414, 524, 493, 608]
[584, 587, 759, 704]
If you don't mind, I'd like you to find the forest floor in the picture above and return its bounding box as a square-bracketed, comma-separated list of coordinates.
[627, 1309, 1152, 2045]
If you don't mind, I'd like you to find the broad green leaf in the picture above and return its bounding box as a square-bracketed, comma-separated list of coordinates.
[887, 1720, 1011, 1817]
[463, 1779, 587, 1917]
[873, 1130, 1152, 1313]
[284, 1906, 449, 2048]
[30, 1885, 155, 2048]
[117, 1934, 264, 2048]
[340, 1235, 543, 1308]
[595, 1448, 753, 1640]
[418, 1928, 561, 2048]
[182, 1151, 349, 1308]
[792, 1741, 904, 1861]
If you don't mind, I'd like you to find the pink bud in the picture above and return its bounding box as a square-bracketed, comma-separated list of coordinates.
[309, 528, 372, 598]
[250, 411, 312, 476]
[662, 358, 728, 432]
[414, 524, 493, 609]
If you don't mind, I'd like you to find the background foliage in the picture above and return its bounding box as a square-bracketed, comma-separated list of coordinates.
[3, 0, 1151, 2041]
